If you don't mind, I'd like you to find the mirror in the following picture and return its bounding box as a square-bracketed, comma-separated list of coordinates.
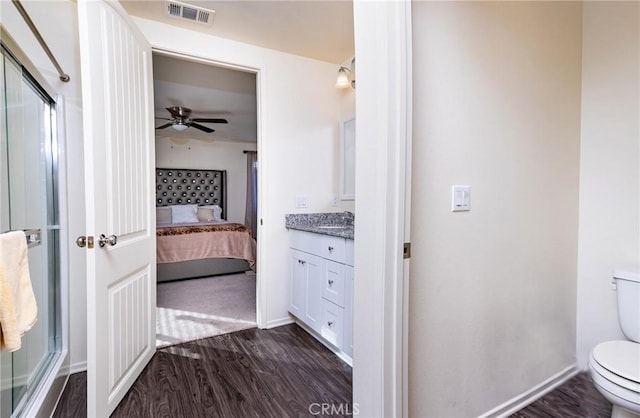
[340, 117, 355, 200]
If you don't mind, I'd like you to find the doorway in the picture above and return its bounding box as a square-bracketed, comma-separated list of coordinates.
[151, 51, 260, 347]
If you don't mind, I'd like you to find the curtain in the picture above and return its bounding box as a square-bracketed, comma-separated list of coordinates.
[244, 151, 258, 238]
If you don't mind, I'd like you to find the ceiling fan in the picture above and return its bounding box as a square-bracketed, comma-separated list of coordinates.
[155, 106, 228, 133]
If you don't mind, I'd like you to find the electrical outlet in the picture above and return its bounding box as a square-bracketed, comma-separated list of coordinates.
[295, 195, 308, 208]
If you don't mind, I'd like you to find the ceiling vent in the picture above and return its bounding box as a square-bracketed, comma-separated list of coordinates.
[166, 1, 214, 26]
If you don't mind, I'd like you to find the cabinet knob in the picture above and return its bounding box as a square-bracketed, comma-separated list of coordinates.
[328, 246, 334, 252]
[328, 279, 334, 286]
[298, 259, 306, 265]
[327, 321, 334, 327]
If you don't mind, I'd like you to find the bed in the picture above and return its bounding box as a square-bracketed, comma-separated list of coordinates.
[155, 168, 256, 282]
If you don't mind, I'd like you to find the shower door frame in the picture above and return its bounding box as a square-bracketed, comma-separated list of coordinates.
[0, 30, 70, 418]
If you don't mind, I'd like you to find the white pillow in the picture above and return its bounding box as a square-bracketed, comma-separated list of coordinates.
[171, 204, 198, 224]
[199, 205, 223, 221]
[197, 207, 215, 222]
[156, 207, 172, 224]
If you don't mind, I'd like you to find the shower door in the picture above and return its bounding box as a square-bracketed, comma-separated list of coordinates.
[0, 42, 62, 418]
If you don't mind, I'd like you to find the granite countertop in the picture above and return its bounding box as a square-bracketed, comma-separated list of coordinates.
[285, 212, 354, 240]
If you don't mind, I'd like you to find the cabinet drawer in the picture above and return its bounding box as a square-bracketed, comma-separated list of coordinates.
[320, 299, 344, 349]
[322, 260, 345, 307]
[321, 235, 346, 263]
[290, 230, 322, 254]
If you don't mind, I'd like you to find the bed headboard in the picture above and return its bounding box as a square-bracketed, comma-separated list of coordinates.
[155, 168, 227, 218]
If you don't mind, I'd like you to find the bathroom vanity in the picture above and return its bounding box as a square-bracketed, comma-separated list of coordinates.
[285, 213, 354, 363]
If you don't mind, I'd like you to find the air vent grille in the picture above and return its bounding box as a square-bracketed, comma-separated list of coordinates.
[166, 1, 215, 26]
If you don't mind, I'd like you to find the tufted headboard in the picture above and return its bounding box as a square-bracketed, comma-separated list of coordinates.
[155, 168, 227, 218]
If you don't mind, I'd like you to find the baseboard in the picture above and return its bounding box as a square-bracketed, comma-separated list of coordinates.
[265, 316, 295, 329]
[294, 320, 353, 367]
[479, 364, 580, 418]
[69, 361, 87, 374]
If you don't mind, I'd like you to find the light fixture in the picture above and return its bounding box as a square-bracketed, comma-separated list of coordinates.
[172, 123, 188, 131]
[335, 57, 355, 89]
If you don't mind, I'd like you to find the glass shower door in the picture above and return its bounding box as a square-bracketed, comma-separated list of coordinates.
[0, 43, 60, 418]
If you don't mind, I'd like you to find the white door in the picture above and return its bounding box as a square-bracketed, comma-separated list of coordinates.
[78, 0, 156, 416]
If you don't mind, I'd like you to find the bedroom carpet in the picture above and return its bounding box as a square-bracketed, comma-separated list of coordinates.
[156, 272, 256, 348]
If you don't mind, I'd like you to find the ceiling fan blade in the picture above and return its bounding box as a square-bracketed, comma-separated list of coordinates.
[155, 123, 173, 130]
[155, 117, 172, 121]
[191, 118, 228, 124]
[190, 122, 215, 133]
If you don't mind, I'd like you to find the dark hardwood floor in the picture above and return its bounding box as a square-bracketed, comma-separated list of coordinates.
[54, 327, 611, 418]
[53, 324, 352, 418]
[510, 372, 612, 418]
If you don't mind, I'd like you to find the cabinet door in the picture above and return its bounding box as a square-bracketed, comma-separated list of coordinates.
[289, 249, 306, 318]
[304, 253, 323, 332]
[343, 265, 354, 357]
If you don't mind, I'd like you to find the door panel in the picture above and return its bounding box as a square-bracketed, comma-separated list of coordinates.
[78, 0, 156, 415]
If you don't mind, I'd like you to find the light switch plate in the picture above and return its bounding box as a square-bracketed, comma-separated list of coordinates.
[451, 185, 470, 211]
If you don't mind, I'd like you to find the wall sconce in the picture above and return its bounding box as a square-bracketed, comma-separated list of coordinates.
[336, 58, 355, 89]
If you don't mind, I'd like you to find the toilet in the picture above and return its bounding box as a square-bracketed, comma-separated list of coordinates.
[589, 269, 640, 418]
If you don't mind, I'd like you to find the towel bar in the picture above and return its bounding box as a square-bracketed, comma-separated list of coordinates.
[24, 229, 41, 248]
[1, 229, 41, 248]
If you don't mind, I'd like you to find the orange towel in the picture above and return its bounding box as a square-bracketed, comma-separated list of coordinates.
[0, 231, 37, 352]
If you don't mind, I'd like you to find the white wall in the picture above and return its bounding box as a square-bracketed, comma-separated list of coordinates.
[155, 138, 256, 223]
[576, 2, 640, 368]
[1, 0, 86, 372]
[134, 17, 343, 326]
[409, 2, 583, 416]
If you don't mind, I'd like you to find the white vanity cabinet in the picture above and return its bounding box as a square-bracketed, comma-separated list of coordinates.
[289, 229, 354, 360]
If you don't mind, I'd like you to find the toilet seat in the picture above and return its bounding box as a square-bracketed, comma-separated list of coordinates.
[590, 341, 640, 412]
[592, 341, 640, 388]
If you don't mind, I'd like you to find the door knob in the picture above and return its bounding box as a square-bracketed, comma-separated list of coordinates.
[76, 236, 87, 248]
[98, 234, 118, 248]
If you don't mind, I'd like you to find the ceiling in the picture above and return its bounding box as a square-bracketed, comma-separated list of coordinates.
[124, 0, 354, 144]
[153, 53, 257, 143]
[120, 0, 355, 64]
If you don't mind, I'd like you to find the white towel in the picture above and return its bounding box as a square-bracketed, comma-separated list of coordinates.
[0, 231, 38, 352]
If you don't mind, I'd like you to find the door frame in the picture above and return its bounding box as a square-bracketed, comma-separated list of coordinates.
[352, 1, 412, 417]
[150, 48, 267, 329]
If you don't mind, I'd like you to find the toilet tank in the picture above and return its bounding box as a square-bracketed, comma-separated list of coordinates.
[614, 269, 640, 343]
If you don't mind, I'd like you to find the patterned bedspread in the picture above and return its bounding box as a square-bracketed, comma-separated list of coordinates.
[157, 223, 251, 237]
[156, 223, 256, 271]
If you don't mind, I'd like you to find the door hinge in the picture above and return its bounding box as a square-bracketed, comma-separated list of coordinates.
[403, 242, 411, 259]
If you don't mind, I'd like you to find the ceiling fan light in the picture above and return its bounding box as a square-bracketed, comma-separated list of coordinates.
[172, 124, 188, 131]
